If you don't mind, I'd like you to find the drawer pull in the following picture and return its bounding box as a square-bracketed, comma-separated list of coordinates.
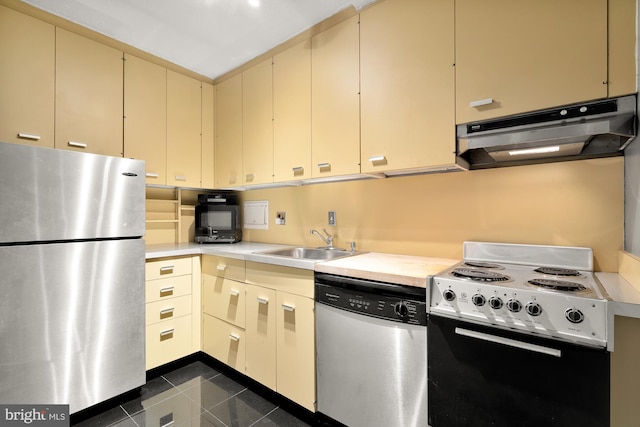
[469, 98, 494, 108]
[317, 162, 331, 170]
[160, 265, 174, 273]
[368, 155, 386, 163]
[145, 172, 159, 178]
[216, 265, 227, 271]
[229, 333, 240, 342]
[160, 287, 174, 296]
[17, 133, 41, 141]
[246, 173, 255, 181]
[257, 297, 269, 305]
[229, 289, 240, 297]
[160, 328, 174, 338]
[292, 166, 304, 174]
[68, 141, 87, 148]
[175, 175, 187, 181]
[160, 307, 174, 316]
[282, 303, 295, 312]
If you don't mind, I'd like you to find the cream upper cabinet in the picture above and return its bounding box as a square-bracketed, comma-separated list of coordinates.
[0, 6, 54, 148]
[55, 28, 123, 157]
[311, 15, 361, 178]
[243, 58, 274, 186]
[455, 0, 608, 124]
[360, 0, 455, 173]
[273, 40, 312, 182]
[123, 54, 167, 185]
[608, 0, 637, 98]
[215, 74, 243, 188]
[167, 70, 202, 188]
[202, 82, 215, 189]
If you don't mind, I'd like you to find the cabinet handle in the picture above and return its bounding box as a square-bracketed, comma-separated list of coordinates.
[68, 141, 87, 148]
[317, 162, 331, 170]
[229, 289, 240, 297]
[292, 166, 304, 174]
[246, 173, 255, 181]
[160, 308, 174, 316]
[257, 297, 269, 304]
[229, 333, 240, 342]
[216, 264, 227, 271]
[160, 328, 174, 338]
[160, 265, 174, 273]
[368, 155, 386, 163]
[175, 175, 187, 181]
[145, 172, 159, 178]
[17, 133, 41, 141]
[469, 98, 494, 108]
[160, 287, 174, 296]
[281, 303, 295, 312]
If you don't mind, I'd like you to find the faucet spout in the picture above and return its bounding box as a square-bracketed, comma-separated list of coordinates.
[310, 229, 335, 249]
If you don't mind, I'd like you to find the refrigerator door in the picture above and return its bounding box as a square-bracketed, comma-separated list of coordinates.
[0, 239, 145, 413]
[0, 141, 145, 244]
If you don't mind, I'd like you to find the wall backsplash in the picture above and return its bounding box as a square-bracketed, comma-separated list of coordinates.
[239, 157, 623, 272]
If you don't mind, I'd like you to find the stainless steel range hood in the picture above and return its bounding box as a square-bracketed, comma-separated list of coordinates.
[457, 95, 637, 169]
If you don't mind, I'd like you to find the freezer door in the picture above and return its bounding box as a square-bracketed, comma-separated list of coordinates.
[0, 141, 145, 243]
[0, 239, 145, 413]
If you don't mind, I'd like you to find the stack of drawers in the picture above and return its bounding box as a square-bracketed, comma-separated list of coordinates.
[145, 256, 194, 370]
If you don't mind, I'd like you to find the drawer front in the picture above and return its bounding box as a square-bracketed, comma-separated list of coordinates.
[203, 277, 245, 328]
[146, 314, 193, 370]
[203, 314, 245, 373]
[202, 255, 245, 282]
[145, 294, 192, 326]
[246, 261, 314, 298]
[146, 275, 191, 303]
[146, 257, 192, 281]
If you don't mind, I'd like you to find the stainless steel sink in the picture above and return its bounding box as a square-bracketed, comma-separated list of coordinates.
[258, 247, 354, 261]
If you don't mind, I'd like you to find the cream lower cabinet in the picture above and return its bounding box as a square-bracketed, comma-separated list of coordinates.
[145, 256, 201, 370]
[245, 284, 277, 389]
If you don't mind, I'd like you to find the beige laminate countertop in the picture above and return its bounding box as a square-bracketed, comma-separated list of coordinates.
[315, 252, 459, 288]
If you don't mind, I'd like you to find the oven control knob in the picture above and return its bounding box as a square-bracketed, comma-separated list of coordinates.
[472, 294, 486, 306]
[507, 299, 523, 313]
[565, 308, 585, 324]
[525, 302, 543, 316]
[489, 296, 503, 309]
[443, 289, 456, 302]
[394, 302, 409, 318]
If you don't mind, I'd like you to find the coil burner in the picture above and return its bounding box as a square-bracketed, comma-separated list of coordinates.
[534, 266, 582, 277]
[451, 267, 511, 282]
[527, 278, 588, 292]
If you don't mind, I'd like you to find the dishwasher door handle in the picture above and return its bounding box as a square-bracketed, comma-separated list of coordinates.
[455, 327, 562, 357]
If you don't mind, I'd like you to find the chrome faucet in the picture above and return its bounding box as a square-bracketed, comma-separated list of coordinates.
[310, 229, 335, 249]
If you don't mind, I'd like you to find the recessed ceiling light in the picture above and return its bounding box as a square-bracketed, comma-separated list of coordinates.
[248, 0, 260, 8]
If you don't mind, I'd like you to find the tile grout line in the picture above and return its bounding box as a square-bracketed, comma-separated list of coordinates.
[247, 406, 280, 427]
[201, 407, 230, 427]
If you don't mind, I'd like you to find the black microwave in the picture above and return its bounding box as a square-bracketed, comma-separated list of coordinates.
[194, 195, 242, 243]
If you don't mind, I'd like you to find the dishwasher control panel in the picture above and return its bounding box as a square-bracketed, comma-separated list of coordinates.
[315, 278, 427, 325]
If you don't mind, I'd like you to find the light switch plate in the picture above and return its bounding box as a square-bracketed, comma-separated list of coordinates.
[328, 211, 336, 226]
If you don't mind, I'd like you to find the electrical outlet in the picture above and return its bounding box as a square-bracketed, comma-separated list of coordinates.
[328, 211, 336, 226]
[275, 211, 286, 225]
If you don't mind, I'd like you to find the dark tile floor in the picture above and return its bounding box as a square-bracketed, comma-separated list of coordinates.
[74, 361, 311, 427]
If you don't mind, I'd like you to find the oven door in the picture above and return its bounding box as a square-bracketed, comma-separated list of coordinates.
[428, 315, 609, 427]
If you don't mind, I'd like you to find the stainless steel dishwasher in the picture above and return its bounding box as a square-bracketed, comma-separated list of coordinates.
[315, 273, 427, 427]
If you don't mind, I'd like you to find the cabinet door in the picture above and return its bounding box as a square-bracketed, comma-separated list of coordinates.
[243, 58, 274, 185]
[455, 0, 607, 123]
[245, 285, 277, 390]
[311, 15, 360, 178]
[202, 82, 215, 189]
[361, 0, 455, 173]
[55, 28, 123, 157]
[276, 292, 315, 412]
[203, 314, 245, 372]
[608, 0, 637, 97]
[124, 54, 167, 185]
[167, 70, 202, 187]
[273, 40, 312, 182]
[0, 6, 54, 148]
[202, 277, 245, 328]
[215, 74, 243, 188]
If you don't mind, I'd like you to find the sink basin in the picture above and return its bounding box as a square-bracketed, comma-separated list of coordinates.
[259, 247, 354, 261]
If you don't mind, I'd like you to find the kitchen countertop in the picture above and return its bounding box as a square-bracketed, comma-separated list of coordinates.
[315, 252, 459, 288]
[597, 272, 640, 318]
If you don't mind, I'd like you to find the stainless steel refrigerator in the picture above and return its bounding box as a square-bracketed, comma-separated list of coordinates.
[0, 141, 146, 414]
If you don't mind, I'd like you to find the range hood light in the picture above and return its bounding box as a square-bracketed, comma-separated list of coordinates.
[508, 146, 561, 156]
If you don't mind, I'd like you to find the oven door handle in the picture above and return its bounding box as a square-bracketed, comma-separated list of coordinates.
[455, 327, 562, 358]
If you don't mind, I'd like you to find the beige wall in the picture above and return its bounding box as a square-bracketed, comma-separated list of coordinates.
[240, 157, 624, 272]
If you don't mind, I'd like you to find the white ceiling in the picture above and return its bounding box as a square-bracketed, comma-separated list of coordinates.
[21, 0, 375, 80]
